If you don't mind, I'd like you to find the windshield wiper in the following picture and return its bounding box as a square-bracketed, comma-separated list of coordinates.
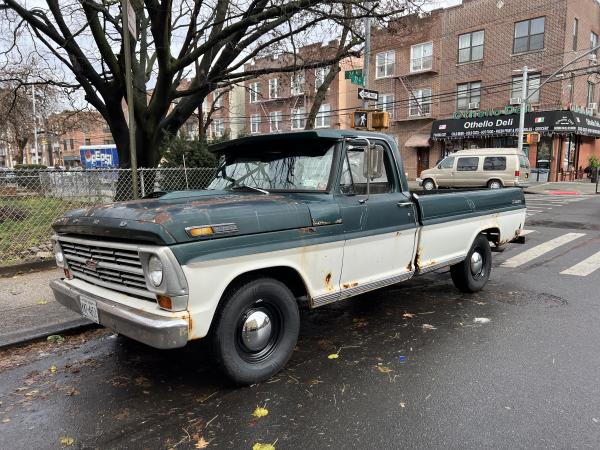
[231, 184, 270, 195]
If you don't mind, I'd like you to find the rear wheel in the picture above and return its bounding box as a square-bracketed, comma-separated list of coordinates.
[487, 179, 502, 189]
[422, 179, 436, 191]
[450, 234, 491, 293]
[210, 278, 300, 385]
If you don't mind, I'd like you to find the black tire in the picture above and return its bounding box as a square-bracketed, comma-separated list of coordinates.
[487, 179, 503, 189]
[450, 234, 492, 293]
[210, 277, 300, 385]
[422, 179, 436, 191]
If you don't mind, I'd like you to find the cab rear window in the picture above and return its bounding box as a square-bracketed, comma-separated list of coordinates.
[457, 157, 479, 171]
[519, 155, 530, 169]
[483, 156, 506, 171]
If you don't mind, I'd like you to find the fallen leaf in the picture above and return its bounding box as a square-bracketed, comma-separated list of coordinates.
[474, 317, 491, 324]
[308, 379, 323, 385]
[399, 402, 406, 408]
[252, 443, 275, 450]
[475, 301, 486, 305]
[377, 365, 393, 374]
[65, 387, 80, 397]
[422, 324, 437, 331]
[50, 365, 57, 374]
[59, 436, 75, 447]
[134, 376, 152, 388]
[327, 353, 339, 360]
[194, 436, 210, 448]
[25, 390, 39, 397]
[252, 407, 269, 418]
[402, 313, 416, 319]
[2, 418, 10, 423]
[37, 300, 48, 305]
[47, 335, 64, 343]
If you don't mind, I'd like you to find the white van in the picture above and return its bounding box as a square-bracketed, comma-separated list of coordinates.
[417, 148, 531, 190]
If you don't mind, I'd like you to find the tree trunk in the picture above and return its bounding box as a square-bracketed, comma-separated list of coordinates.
[305, 65, 341, 130]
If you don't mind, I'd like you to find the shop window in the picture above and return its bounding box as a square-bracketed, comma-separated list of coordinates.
[458, 31, 484, 63]
[457, 157, 479, 171]
[513, 17, 545, 53]
[483, 156, 506, 171]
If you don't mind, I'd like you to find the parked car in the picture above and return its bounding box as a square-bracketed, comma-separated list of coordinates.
[50, 131, 527, 385]
[417, 148, 531, 190]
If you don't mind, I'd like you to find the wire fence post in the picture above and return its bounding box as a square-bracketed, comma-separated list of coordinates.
[140, 168, 146, 197]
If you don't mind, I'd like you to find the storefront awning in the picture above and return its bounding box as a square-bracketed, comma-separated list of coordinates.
[431, 110, 600, 141]
[404, 133, 431, 147]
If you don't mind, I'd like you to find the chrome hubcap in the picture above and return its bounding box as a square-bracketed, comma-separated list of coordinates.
[470, 251, 483, 276]
[241, 310, 272, 352]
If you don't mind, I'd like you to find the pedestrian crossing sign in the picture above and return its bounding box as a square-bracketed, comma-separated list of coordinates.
[353, 110, 369, 129]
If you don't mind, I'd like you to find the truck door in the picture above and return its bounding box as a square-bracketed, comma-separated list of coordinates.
[336, 139, 418, 296]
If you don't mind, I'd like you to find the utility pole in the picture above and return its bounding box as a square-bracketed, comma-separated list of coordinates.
[31, 85, 39, 165]
[362, 1, 372, 109]
[516, 66, 528, 154]
[122, 0, 139, 198]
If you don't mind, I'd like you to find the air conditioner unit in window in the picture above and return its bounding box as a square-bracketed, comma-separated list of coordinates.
[509, 97, 522, 105]
[468, 102, 480, 110]
[588, 102, 597, 110]
[589, 54, 597, 64]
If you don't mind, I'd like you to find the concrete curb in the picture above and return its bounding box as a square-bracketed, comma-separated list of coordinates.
[0, 259, 57, 279]
[0, 318, 96, 350]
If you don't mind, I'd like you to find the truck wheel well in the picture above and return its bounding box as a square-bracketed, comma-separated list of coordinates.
[481, 227, 501, 246]
[224, 266, 309, 302]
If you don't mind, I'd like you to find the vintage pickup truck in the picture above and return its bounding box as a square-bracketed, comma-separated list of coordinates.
[50, 130, 526, 384]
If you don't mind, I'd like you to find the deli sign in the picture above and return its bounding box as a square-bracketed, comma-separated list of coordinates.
[452, 104, 530, 119]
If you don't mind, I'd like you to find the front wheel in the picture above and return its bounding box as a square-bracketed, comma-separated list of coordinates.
[450, 234, 492, 293]
[210, 278, 300, 385]
[422, 179, 436, 191]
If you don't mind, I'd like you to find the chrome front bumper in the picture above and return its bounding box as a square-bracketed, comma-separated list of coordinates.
[50, 279, 189, 349]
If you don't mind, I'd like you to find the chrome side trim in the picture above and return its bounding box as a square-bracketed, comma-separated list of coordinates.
[311, 271, 414, 308]
[417, 255, 466, 274]
[50, 279, 189, 349]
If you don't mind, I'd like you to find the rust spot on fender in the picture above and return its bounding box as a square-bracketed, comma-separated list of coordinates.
[299, 227, 317, 234]
[152, 212, 172, 224]
[342, 281, 359, 289]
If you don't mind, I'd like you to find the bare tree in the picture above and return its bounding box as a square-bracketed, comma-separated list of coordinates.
[0, 1, 423, 168]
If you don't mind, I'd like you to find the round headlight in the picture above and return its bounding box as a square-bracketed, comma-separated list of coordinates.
[148, 255, 163, 286]
[53, 241, 64, 266]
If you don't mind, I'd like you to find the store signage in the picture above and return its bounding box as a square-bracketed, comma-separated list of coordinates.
[452, 105, 530, 120]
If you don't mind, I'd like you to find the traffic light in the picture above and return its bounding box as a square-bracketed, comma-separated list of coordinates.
[371, 112, 389, 130]
[352, 110, 390, 130]
[524, 132, 540, 144]
[353, 110, 369, 129]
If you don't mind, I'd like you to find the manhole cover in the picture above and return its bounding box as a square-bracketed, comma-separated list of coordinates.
[492, 290, 567, 308]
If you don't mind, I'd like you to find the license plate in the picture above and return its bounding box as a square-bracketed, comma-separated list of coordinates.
[80, 296, 99, 323]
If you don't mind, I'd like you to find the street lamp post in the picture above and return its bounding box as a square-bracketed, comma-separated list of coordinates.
[516, 66, 529, 154]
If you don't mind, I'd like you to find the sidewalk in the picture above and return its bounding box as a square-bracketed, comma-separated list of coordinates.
[0, 268, 91, 348]
[524, 181, 599, 195]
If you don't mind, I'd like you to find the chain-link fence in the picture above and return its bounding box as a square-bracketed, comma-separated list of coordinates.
[0, 167, 216, 266]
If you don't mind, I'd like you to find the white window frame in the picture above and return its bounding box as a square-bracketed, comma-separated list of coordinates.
[408, 88, 432, 117]
[511, 73, 541, 104]
[458, 31, 484, 63]
[268, 78, 279, 99]
[212, 119, 225, 138]
[410, 42, 433, 72]
[291, 73, 305, 96]
[377, 94, 395, 117]
[250, 114, 261, 134]
[269, 111, 282, 132]
[456, 81, 482, 110]
[213, 89, 223, 108]
[315, 67, 329, 91]
[315, 104, 331, 128]
[291, 107, 306, 130]
[375, 51, 395, 79]
[249, 82, 260, 103]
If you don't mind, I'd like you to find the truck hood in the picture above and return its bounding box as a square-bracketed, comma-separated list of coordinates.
[53, 190, 342, 244]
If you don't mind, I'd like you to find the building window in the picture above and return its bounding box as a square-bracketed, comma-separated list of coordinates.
[268, 78, 279, 99]
[212, 119, 225, 138]
[269, 111, 282, 132]
[291, 73, 305, 96]
[315, 67, 328, 91]
[104, 139, 114, 145]
[572, 18, 579, 51]
[375, 51, 395, 78]
[63, 140, 67, 151]
[84, 138, 91, 145]
[408, 88, 432, 117]
[250, 115, 261, 134]
[315, 104, 330, 128]
[377, 94, 394, 117]
[70, 139, 74, 149]
[456, 81, 481, 110]
[588, 82, 596, 107]
[249, 82, 260, 103]
[591, 32, 598, 57]
[458, 31, 484, 63]
[291, 107, 306, 130]
[410, 42, 433, 72]
[213, 89, 223, 108]
[513, 17, 545, 53]
[511, 73, 541, 103]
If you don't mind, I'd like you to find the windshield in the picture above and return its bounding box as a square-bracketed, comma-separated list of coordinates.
[208, 145, 335, 192]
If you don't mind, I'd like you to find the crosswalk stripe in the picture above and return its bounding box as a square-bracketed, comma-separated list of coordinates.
[519, 230, 535, 235]
[501, 233, 586, 268]
[560, 251, 600, 276]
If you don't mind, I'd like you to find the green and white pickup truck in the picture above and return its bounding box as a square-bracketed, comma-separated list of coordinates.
[50, 130, 527, 384]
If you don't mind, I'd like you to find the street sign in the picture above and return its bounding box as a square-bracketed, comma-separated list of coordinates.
[352, 110, 369, 129]
[358, 88, 378, 101]
[345, 69, 364, 86]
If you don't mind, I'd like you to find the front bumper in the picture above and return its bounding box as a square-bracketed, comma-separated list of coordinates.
[50, 279, 189, 349]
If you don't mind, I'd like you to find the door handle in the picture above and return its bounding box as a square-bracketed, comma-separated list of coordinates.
[397, 202, 413, 208]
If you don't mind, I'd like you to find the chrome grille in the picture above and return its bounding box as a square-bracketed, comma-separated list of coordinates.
[60, 239, 153, 299]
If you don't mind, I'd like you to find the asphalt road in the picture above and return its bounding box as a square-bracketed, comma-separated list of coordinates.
[1, 193, 600, 449]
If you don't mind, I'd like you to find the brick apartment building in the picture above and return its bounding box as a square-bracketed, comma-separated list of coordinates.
[244, 42, 362, 135]
[370, 0, 600, 180]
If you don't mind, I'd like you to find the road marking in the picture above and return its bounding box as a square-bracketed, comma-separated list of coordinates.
[520, 230, 535, 235]
[501, 233, 586, 268]
[560, 251, 600, 276]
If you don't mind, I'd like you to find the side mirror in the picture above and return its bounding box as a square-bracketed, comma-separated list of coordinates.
[363, 144, 384, 180]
